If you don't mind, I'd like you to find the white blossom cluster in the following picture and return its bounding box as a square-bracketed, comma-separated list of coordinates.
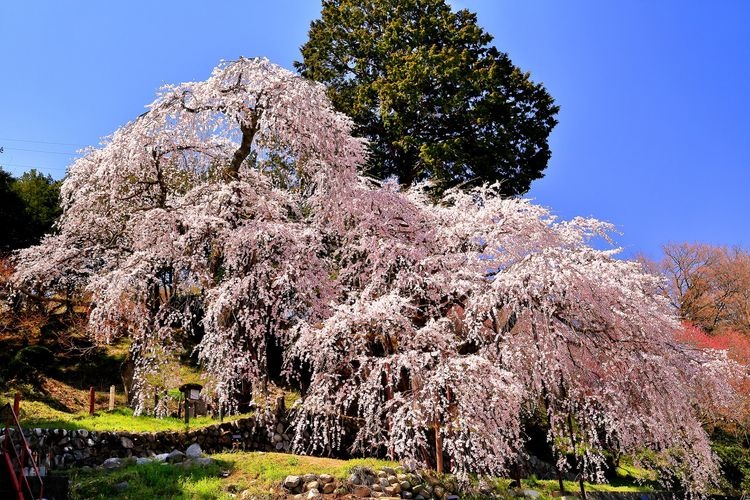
[12, 58, 741, 492]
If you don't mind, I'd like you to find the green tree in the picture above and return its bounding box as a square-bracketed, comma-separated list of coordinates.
[0, 168, 26, 252]
[0, 167, 61, 251]
[11, 169, 62, 245]
[296, 0, 559, 195]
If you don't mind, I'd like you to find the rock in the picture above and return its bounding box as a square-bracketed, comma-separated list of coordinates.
[322, 482, 336, 494]
[276, 423, 285, 434]
[433, 486, 445, 498]
[377, 470, 388, 478]
[284, 475, 302, 490]
[318, 473, 334, 484]
[381, 466, 396, 475]
[379, 478, 391, 488]
[388, 475, 398, 484]
[401, 492, 414, 499]
[522, 489, 541, 499]
[102, 457, 123, 469]
[384, 485, 400, 495]
[305, 481, 319, 491]
[114, 481, 129, 492]
[193, 457, 215, 466]
[349, 473, 362, 485]
[186, 443, 203, 458]
[302, 473, 318, 483]
[306, 489, 321, 499]
[394, 466, 406, 474]
[77, 429, 89, 438]
[120, 436, 134, 449]
[400, 481, 411, 491]
[477, 479, 492, 495]
[167, 449, 186, 463]
[154, 453, 170, 462]
[136, 457, 153, 465]
[353, 486, 372, 497]
[334, 487, 348, 495]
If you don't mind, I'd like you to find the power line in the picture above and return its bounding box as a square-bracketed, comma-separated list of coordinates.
[0, 162, 68, 171]
[0, 136, 89, 148]
[2, 146, 82, 156]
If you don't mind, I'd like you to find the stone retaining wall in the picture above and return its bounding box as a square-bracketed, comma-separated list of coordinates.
[9, 414, 292, 470]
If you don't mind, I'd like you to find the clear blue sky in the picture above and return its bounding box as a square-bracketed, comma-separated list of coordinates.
[1, 1, 748, 258]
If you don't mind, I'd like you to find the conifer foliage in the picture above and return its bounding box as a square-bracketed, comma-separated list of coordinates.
[13, 58, 739, 492]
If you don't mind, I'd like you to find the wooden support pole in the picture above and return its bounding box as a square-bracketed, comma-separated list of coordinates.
[13, 392, 20, 416]
[275, 395, 286, 419]
[109, 385, 116, 411]
[89, 387, 95, 416]
[434, 415, 443, 474]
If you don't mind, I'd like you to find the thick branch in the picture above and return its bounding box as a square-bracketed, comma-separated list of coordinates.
[227, 120, 259, 180]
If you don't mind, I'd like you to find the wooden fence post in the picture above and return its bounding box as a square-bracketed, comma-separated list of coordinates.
[434, 415, 444, 474]
[109, 385, 116, 411]
[13, 392, 20, 416]
[89, 387, 95, 415]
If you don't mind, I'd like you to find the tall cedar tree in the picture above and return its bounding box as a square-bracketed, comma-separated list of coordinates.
[296, 0, 559, 195]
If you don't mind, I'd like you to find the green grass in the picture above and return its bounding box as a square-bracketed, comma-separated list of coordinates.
[68, 460, 230, 499]
[67, 451, 657, 499]
[216, 451, 396, 484]
[68, 452, 397, 499]
[4, 398, 252, 432]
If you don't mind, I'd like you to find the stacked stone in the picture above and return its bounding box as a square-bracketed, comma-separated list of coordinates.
[283, 466, 462, 499]
[282, 473, 348, 498]
[15, 415, 290, 470]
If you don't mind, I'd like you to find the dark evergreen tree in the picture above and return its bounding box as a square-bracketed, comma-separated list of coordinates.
[296, 0, 559, 195]
[12, 169, 62, 245]
[0, 168, 26, 252]
[0, 167, 61, 251]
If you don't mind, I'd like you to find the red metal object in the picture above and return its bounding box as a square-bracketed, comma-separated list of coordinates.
[1, 403, 44, 499]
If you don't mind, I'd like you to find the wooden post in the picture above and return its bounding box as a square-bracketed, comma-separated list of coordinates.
[13, 392, 20, 416]
[89, 387, 95, 415]
[184, 397, 190, 424]
[434, 415, 443, 474]
[275, 395, 285, 419]
[566, 410, 586, 500]
[109, 385, 116, 411]
[383, 363, 394, 461]
[557, 467, 565, 495]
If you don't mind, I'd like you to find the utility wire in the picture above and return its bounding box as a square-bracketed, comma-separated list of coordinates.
[2, 146, 82, 156]
[0, 136, 89, 148]
[0, 162, 68, 171]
